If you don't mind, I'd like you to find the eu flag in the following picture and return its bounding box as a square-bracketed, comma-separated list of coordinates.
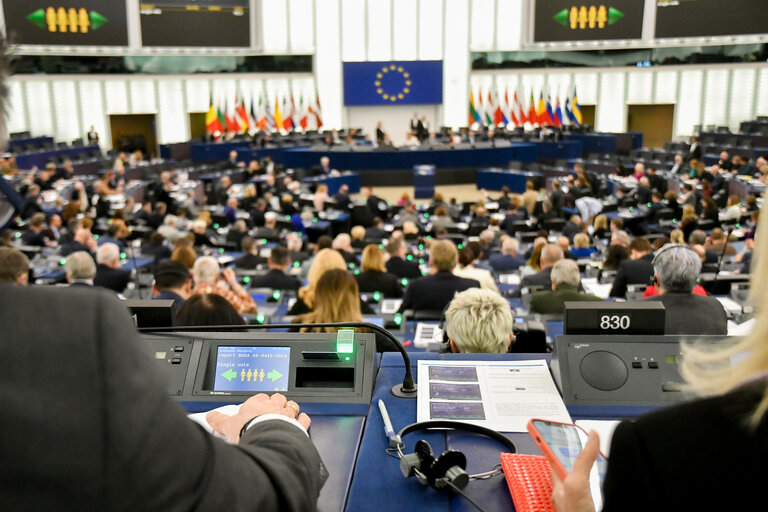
[343, 60, 443, 106]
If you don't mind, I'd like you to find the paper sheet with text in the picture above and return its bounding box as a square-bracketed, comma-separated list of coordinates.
[417, 359, 571, 432]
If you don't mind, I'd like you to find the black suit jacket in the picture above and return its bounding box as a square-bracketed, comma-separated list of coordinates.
[386, 257, 422, 280]
[0, 285, 324, 511]
[94, 264, 131, 293]
[355, 271, 403, 298]
[602, 382, 767, 511]
[249, 268, 301, 292]
[643, 292, 727, 335]
[609, 253, 655, 298]
[399, 271, 479, 313]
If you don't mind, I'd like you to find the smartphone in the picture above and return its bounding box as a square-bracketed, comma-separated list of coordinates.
[527, 419, 607, 508]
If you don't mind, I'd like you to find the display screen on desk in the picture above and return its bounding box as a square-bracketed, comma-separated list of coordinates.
[213, 346, 290, 392]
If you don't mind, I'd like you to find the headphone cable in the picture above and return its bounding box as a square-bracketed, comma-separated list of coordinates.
[443, 480, 490, 512]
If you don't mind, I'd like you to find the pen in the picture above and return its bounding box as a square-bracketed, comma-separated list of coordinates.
[378, 399, 395, 441]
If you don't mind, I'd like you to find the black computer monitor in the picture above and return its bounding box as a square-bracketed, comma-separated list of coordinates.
[124, 299, 175, 329]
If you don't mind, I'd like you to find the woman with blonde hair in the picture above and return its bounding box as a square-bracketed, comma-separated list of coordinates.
[593, 214, 609, 239]
[350, 225, 367, 250]
[520, 237, 547, 277]
[294, 269, 363, 332]
[669, 228, 685, 245]
[313, 184, 329, 212]
[355, 244, 403, 297]
[551, 204, 768, 511]
[287, 248, 347, 316]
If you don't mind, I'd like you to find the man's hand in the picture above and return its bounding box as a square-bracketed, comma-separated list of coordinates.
[207, 393, 311, 444]
[551, 430, 600, 512]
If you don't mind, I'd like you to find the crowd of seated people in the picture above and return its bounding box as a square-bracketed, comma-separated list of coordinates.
[3, 130, 764, 352]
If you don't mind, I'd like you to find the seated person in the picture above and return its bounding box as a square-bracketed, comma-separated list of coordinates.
[609, 237, 655, 298]
[142, 232, 172, 262]
[65, 251, 96, 287]
[332, 233, 359, 266]
[643, 244, 727, 335]
[93, 243, 131, 294]
[355, 244, 403, 298]
[289, 248, 350, 316]
[512, 244, 564, 297]
[236, 236, 268, 269]
[444, 288, 514, 353]
[0, 247, 29, 286]
[21, 213, 47, 247]
[176, 293, 246, 328]
[570, 233, 597, 258]
[488, 237, 526, 272]
[151, 260, 193, 314]
[385, 238, 422, 280]
[529, 259, 603, 315]
[453, 244, 499, 293]
[350, 225, 367, 250]
[192, 256, 257, 315]
[399, 240, 480, 315]
[248, 246, 301, 292]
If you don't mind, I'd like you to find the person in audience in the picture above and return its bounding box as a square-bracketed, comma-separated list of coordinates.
[226, 219, 248, 248]
[151, 260, 193, 313]
[385, 238, 422, 280]
[235, 236, 267, 269]
[94, 243, 130, 293]
[642, 244, 727, 335]
[720, 194, 744, 223]
[562, 214, 582, 242]
[521, 237, 548, 277]
[609, 237, 655, 298]
[520, 180, 539, 215]
[444, 288, 514, 353]
[489, 237, 526, 272]
[313, 184, 329, 211]
[332, 233, 358, 266]
[21, 212, 47, 247]
[501, 197, 527, 236]
[223, 197, 239, 226]
[570, 233, 597, 258]
[171, 245, 197, 270]
[355, 244, 402, 298]
[294, 269, 364, 331]
[97, 220, 128, 253]
[514, 244, 564, 295]
[706, 227, 737, 257]
[399, 240, 479, 315]
[192, 256, 257, 315]
[688, 229, 718, 265]
[529, 259, 603, 315]
[349, 225, 367, 250]
[248, 246, 301, 292]
[0, 247, 29, 286]
[453, 244, 499, 293]
[64, 251, 96, 287]
[552, 208, 768, 512]
[610, 229, 631, 249]
[176, 293, 246, 329]
[365, 216, 388, 241]
[289, 248, 348, 316]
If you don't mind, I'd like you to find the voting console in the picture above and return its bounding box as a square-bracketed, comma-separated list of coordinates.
[141, 331, 377, 405]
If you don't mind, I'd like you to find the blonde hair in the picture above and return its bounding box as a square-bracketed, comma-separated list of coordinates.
[573, 233, 590, 249]
[429, 240, 458, 271]
[670, 229, 685, 245]
[296, 269, 363, 332]
[351, 225, 366, 240]
[681, 202, 768, 427]
[445, 288, 513, 353]
[594, 214, 608, 230]
[361, 244, 387, 273]
[299, 248, 347, 309]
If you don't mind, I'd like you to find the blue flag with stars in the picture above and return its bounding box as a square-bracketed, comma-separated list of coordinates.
[343, 60, 443, 106]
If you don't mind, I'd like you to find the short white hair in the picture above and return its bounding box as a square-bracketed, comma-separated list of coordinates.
[333, 233, 351, 250]
[550, 259, 581, 288]
[192, 256, 220, 285]
[65, 251, 96, 281]
[445, 288, 513, 353]
[502, 238, 519, 255]
[163, 214, 177, 227]
[96, 243, 120, 265]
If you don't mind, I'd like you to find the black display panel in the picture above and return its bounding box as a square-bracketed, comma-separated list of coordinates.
[3, 1, 128, 46]
[655, 0, 768, 38]
[139, 0, 250, 47]
[533, 1, 644, 42]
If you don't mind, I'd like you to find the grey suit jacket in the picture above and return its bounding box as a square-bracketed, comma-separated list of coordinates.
[0, 285, 324, 511]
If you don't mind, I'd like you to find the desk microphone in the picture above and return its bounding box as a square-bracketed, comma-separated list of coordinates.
[138, 321, 418, 398]
[127, 242, 145, 299]
[712, 226, 734, 285]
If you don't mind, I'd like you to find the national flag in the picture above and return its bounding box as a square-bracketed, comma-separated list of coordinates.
[484, 90, 494, 126]
[512, 88, 523, 126]
[235, 94, 249, 133]
[572, 86, 583, 125]
[493, 89, 505, 126]
[554, 94, 563, 127]
[536, 90, 547, 126]
[468, 89, 480, 126]
[313, 90, 323, 129]
[248, 97, 258, 132]
[504, 88, 515, 126]
[225, 96, 240, 132]
[527, 89, 537, 126]
[282, 96, 294, 131]
[205, 93, 224, 134]
[274, 97, 284, 131]
[216, 98, 227, 133]
[564, 94, 575, 125]
[264, 95, 275, 130]
[545, 88, 555, 127]
[256, 94, 268, 131]
[299, 94, 308, 130]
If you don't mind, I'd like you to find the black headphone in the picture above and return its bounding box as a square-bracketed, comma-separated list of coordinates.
[392, 420, 517, 493]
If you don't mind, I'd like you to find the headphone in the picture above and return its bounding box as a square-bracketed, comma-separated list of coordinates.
[391, 420, 517, 496]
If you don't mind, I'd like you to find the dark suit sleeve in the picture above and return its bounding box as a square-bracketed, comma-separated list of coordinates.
[609, 264, 628, 298]
[399, 282, 415, 312]
[95, 292, 323, 511]
[601, 421, 657, 512]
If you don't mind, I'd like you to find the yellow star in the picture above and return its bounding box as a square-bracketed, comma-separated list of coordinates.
[404, 88, 410, 93]
[390, 65, 396, 70]
[406, 80, 412, 86]
[397, 67, 404, 72]
[377, 88, 383, 94]
[403, 72, 410, 78]
[375, 80, 380, 86]
[390, 96, 396, 102]
[398, 93, 404, 99]
[382, 68, 388, 73]
[377, 73, 382, 79]
[382, 93, 389, 99]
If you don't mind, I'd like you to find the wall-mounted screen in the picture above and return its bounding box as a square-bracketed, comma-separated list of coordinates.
[655, 0, 768, 39]
[3, 1, 129, 46]
[139, 0, 250, 47]
[533, 1, 644, 42]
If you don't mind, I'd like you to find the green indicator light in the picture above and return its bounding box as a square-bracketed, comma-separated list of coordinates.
[336, 328, 355, 354]
[426, 235, 432, 240]
[256, 313, 265, 324]
[273, 290, 281, 300]
[293, 261, 300, 268]
[421, 271, 427, 276]
[672, 219, 677, 224]
[647, 203, 652, 207]
[345, 356, 351, 361]
[373, 291, 381, 302]
[14, 232, 20, 238]
[394, 314, 402, 326]
[262, 238, 267, 244]
[348, 263, 355, 269]
[285, 215, 291, 220]
[736, 223, 741, 228]
[120, 253, 126, 260]
[59, 259, 66, 265]
[406, 254, 413, 261]
[458, 244, 463, 249]
[379, 244, 384, 249]
[93, 234, 99, 240]
[243, 276, 251, 283]
[424, 213, 430, 218]
[313, 217, 318, 222]
[401, 278, 408, 286]
[419, 259, 425, 265]
[418, 244, 424, 250]
[629, 207, 634, 211]
[213, 223, 219, 229]
[219, 248, 224, 254]
[354, 269, 360, 275]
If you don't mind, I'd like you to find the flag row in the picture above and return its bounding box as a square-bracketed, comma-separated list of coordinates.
[469, 85, 583, 129]
[206, 90, 324, 136]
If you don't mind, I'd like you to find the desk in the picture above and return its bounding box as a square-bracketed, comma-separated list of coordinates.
[15, 144, 101, 170]
[303, 172, 361, 195]
[476, 168, 544, 192]
[346, 353, 550, 512]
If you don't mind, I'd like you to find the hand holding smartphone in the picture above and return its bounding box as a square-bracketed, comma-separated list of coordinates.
[527, 419, 607, 511]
